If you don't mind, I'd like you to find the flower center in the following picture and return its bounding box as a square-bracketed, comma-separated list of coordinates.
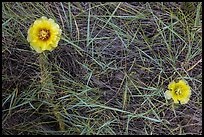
[39, 29, 50, 41]
[175, 88, 182, 95]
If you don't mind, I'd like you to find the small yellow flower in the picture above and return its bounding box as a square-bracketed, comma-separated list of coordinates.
[27, 16, 62, 53]
[164, 80, 191, 104]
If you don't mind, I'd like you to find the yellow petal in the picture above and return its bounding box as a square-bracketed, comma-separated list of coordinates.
[172, 97, 179, 104]
[164, 90, 172, 100]
[180, 97, 190, 104]
[178, 80, 186, 84]
[27, 16, 61, 53]
[168, 81, 176, 91]
[30, 42, 43, 53]
[165, 79, 191, 104]
[41, 16, 48, 20]
[51, 42, 58, 48]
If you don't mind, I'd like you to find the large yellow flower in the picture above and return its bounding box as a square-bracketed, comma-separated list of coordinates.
[27, 16, 62, 53]
[164, 80, 191, 104]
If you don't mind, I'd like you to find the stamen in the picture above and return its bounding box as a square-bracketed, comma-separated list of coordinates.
[175, 88, 181, 95]
[39, 29, 50, 41]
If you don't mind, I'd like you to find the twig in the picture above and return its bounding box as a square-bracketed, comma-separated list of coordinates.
[187, 58, 202, 72]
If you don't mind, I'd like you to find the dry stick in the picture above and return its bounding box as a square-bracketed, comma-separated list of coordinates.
[187, 58, 202, 72]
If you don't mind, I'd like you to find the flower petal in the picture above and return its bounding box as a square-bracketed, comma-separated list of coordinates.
[30, 42, 43, 53]
[172, 97, 179, 104]
[165, 79, 191, 105]
[27, 16, 61, 53]
[180, 97, 190, 104]
[164, 90, 172, 100]
[168, 81, 176, 91]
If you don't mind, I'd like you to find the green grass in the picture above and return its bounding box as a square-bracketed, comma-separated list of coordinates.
[2, 2, 202, 135]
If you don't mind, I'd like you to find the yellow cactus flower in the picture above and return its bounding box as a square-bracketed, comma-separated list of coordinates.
[164, 80, 191, 104]
[27, 16, 62, 53]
